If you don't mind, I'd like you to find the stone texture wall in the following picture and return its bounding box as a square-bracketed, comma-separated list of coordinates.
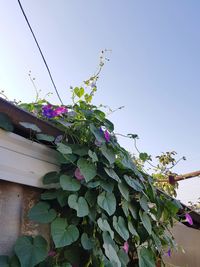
[0, 180, 49, 256]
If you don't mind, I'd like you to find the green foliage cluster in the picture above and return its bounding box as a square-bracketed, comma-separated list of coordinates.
[0, 84, 182, 267]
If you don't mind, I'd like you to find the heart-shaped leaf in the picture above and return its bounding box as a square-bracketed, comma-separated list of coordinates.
[19, 122, 41, 132]
[14, 235, 48, 267]
[51, 218, 79, 248]
[57, 143, 72, 154]
[118, 182, 130, 201]
[77, 158, 97, 182]
[138, 247, 155, 267]
[43, 172, 60, 185]
[100, 145, 115, 165]
[139, 211, 152, 235]
[104, 167, 121, 183]
[28, 202, 57, 223]
[36, 134, 55, 142]
[97, 218, 114, 239]
[97, 192, 116, 216]
[88, 150, 98, 162]
[81, 233, 94, 250]
[103, 232, 121, 267]
[89, 124, 106, 143]
[113, 216, 129, 241]
[124, 175, 143, 192]
[60, 175, 81, 191]
[68, 194, 89, 217]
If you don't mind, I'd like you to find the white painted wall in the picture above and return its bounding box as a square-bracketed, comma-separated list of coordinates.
[0, 129, 60, 188]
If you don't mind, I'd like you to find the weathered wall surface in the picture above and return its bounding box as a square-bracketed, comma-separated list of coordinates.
[0, 180, 50, 255]
[0, 130, 59, 255]
[165, 223, 200, 267]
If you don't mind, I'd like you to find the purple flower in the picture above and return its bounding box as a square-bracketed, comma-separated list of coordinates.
[75, 168, 84, 181]
[185, 213, 193, 225]
[104, 130, 110, 142]
[48, 250, 56, 257]
[122, 241, 129, 254]
[54, 106, 68, 116]
[42, 104, 56, 118]
[99, 127, 104, 134]
[167, 249, 171, 257]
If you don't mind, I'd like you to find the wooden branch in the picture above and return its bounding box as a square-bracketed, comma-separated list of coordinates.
[156, 170, 200, 183]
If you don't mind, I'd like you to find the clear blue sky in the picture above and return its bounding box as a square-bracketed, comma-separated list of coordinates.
[0, 0, 200, 203]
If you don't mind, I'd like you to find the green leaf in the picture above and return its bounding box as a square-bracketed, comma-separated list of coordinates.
[88, 150, 98, 162]
[36, 133, 55, 142]
[152, 231, 162, 252]
[139, 211, 152, 235]
[41, 191, 57, 200]
[60, 175, 81, 191]
[0, 256, 9, 267]
[100, 180, 114, 193]
[121, 155, 137, 172]
[97, 217, 114, 239]
[68, 194, 89, 217]
[19, 122, 41, 132]
[9, 255, 21, 267]
[51, 218, 79, 248]
[85, 190, 97, 207]
[68, 194, 78, 209]
[76, 197, 89, 217]
[113, 216, 129, 241]
[74, 87, 84, 98]
[28, 202, 57, 223]
[104, 119, 114, 132]
[57, 143, 72, 154]
[104, 167, 121, 183]
[93, 110, 106, 122]
[139, 152, 150, 161]
[128, 221, 139, 237]
[100, 145, 115, 165]
[118, 182, 130, 201]
[69, 144, 89, 156]
[77, 158, 97, 182]
[0, 113, 14, 132]
[43, 172, 60, 185]
[97, 192, 116, 216]
[14, 235, 48, 267]
[138, 247, 155, 267]
[89, 124, 106, 143]
[139, 195, 149, 212]
[118, 249, 130, 267]
[57, 190, 69, 207]
[81, 233, 94, 250]
[129, 204, 138, 219]
[124, 175, 143, 192]
[57, 153, 77, 164]
[103, 232, 121, 267]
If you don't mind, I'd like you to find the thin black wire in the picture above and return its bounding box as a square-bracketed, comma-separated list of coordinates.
[17, 0, 63, 105]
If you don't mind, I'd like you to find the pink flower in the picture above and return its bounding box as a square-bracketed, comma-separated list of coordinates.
[75, 168, 84, 180]
[104, 130, 110, 142]
[185, 213, 193, 225]
[54, 106, 68, 116]
[122, 241, 129, 254]
[48, 250, 56, 257]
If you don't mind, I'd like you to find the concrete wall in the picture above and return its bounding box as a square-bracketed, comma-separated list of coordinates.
[0, 130, 59, 255]
[165, 223, 200, 267]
